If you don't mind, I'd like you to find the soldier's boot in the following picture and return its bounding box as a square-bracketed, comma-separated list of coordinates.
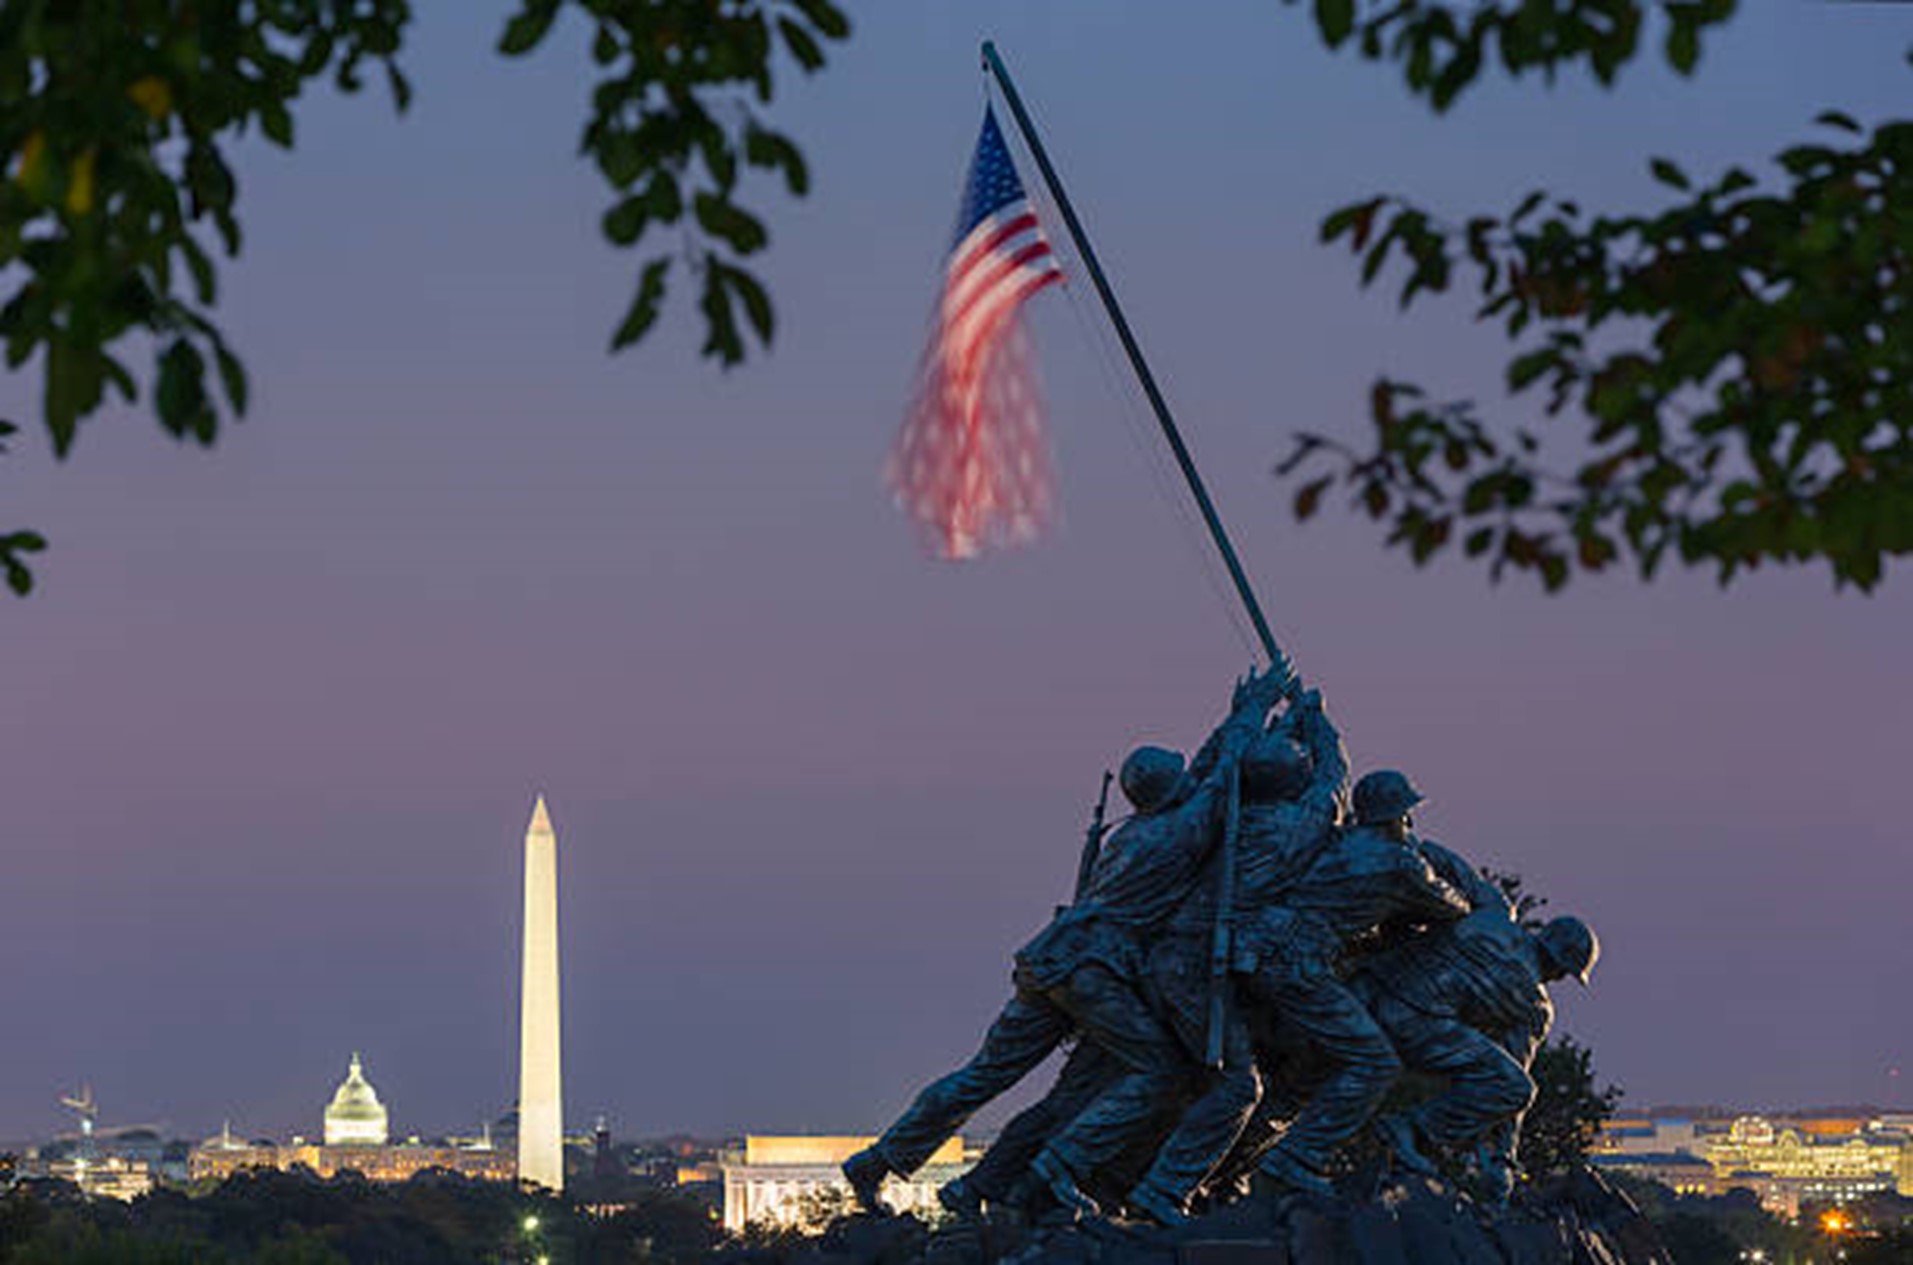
[841, 1146, 892, 1215]
[936, 1174, 984, 1220]
[1031, 1149, 1101, 1220]
[1126, 1182, 1192, 1228]
[1255, 1144, 1333, 1199]
[1373, 1112, 1436, 1178]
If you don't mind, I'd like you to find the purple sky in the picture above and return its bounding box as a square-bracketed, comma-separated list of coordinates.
[3, 3, 1911, 1144]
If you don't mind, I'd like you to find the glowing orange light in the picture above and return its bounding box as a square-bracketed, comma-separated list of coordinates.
[1820, 1210, 1850, 1235]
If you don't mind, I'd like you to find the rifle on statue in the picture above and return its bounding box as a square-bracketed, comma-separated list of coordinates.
[1205, 761, 1244, 1070]
[1073, 769, 1115, 903]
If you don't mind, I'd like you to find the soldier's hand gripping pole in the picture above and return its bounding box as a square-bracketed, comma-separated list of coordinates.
[1073, 770, 1115, 903]
[1205, 760, 1244, 1070]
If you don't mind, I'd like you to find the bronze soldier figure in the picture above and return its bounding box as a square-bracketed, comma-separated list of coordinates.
[1238, 769, 1472, 1196]
[1359, 905, 1599, 1202]
[1125, 685, 1350, 1224]
[841, 666, 1287, 1215]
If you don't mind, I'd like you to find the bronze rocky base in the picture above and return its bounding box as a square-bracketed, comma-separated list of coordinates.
[712, 1167, 1672, 1265]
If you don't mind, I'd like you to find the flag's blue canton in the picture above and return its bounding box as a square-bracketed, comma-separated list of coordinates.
[952, 109, 1029, 246]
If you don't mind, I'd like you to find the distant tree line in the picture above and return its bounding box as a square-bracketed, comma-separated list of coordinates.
[0, 1167, 724, 1264]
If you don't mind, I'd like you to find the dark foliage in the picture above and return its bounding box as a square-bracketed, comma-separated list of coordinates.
[1650, 1211, 1742, 1265]
[1520, 1034, 1623, 1180]
[0, 1169, 723, 1264]
[1279, 3, 1913, 592]
[0, 0, 846, 594]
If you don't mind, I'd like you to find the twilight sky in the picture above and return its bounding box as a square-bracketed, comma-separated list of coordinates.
[3, 3, 1911, 1145]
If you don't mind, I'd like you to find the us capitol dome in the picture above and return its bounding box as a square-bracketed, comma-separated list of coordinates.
[322, 1053, 390, 1147]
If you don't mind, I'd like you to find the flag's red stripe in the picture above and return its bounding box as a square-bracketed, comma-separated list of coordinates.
[949, 211, 1041, 284]
[946, 261, 1061, 378]
[950, 270, 1063, 402]
[943, 241, 1060, 355]
[944, 223, 1056, 319]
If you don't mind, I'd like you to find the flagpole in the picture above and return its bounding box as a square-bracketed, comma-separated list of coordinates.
[980, 40, 1283, 669]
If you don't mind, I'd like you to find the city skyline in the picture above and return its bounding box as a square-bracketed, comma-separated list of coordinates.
[2, 2, 1911, 1141]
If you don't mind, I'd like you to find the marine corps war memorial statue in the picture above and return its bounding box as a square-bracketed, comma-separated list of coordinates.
[764, 659, 1668, 1265]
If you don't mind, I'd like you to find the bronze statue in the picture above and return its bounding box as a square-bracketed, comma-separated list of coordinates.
[845, 674, 1600, 1229]
[842, 666, 1288, 1215]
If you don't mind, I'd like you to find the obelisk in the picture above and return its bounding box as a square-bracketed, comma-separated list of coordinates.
[517, 794, 564, 1191]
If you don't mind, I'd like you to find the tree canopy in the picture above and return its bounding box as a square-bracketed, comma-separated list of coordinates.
[3, 1, 1906, 597]
[0, 0, 848, 596]
[1277, 0, 1912, 593]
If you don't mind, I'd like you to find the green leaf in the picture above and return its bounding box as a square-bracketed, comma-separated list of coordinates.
[1507, 348, 1555, 391]
[611, 259, 670, 352]
[744, 125, 810, 197]
[101, 354, 136, 403]
[591, 26, 619, 66]
[603, 195, 651, 247]
[693, 193, 768, 255]
[700, 263, 744, 367]
[261, 101, 295, 148]
[778, 17, 825, 71]
[1815, 109, 1861, 135]
[180, 235, 218, 304]
[1539, 554, 1569, 590]
[725, 266, 774, 345]
[1648, 157, 1689, 191]
[790, 0, 851, 40]
[215, 345, 248, 416]
[1294, 476, 1332, 521]
[1666, 20, 1699, 75]
[386, 64, 413, 113]
[45, 341, 104, 457]
[1323, 197, 1385, 246]
[155, 339, 214, 444]
[499, 3, 559, 56]
[2, 539, 40, 596]
[594, 131, 644, 188]
[1, 530, 46, 598]
[1314, 0, 1355, 47]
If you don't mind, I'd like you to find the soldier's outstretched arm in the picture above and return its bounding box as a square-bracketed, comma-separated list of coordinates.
[1287, 688, 1350, 822]
[1395, 853, 1474, 924]
[1419, 840, 1511, 916]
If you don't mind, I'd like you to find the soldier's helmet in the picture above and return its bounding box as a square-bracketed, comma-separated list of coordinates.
[1536, 916, 1600, 985]
[1242, 733, 1312, 804]
[1119, 746, 1187, 814]
[1352, 770, 1424, 826]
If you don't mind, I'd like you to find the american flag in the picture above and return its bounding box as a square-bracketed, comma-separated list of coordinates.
[888, 107, 1065, 560]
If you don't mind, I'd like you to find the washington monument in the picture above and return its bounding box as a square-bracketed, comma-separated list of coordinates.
[518, 794, 564, 1191]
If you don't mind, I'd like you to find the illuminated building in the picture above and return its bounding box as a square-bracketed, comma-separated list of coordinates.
[721, 1135, 973, 1233]
[518, 795, 565, 1193]
[188, 1134, 515, 1184]
[1590, 1152, 1715, 1196]
[323, 1054, 390, 1147]
[1592, 1112, 1913, 1215]
[1595, 1116, 1707, 1157]
[188, 1060, 517, 1186]
[1698, 1116, 1901, 1217]
[28, 1154, 156, 1201]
